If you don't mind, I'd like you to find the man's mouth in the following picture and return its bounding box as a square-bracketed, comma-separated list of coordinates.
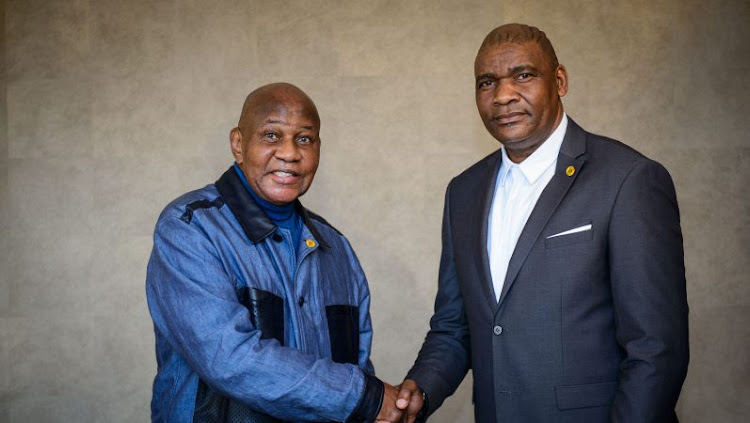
[493, 112, 526, 125]
[271, 170, 299, 179]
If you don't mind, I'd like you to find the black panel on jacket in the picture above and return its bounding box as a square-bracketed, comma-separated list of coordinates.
[180, 198, 225, 224]
[326, 305, 359, 365]
[193, 382, 281, 423]
[238, 287, 285, 344]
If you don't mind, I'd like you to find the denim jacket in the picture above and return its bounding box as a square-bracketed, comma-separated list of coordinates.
[146, 167, 383, 422]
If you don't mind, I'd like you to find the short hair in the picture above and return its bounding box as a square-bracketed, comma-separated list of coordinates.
[478, 23, 559, 68]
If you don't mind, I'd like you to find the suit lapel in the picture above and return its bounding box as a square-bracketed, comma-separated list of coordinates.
[496, 119, 588, 308]
[472, 151, 504, 310]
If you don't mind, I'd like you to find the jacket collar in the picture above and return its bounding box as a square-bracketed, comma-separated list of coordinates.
[215, 166, 330, 248]
[558, 117, 587, 160]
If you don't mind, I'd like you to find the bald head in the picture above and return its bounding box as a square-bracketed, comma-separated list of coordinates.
[230, 82, 322, 205]
[237, 82, 320, 132]
[477, 23, 559, 69]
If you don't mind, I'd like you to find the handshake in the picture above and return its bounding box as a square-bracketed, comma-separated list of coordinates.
[375, 379, 425, 423]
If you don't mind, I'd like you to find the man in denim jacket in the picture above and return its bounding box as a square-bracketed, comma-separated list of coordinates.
[146, 83, 405, 423]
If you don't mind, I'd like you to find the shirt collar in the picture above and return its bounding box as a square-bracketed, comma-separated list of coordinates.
[499, 114, 568, 185]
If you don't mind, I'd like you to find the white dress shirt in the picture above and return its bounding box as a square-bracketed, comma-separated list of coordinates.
[487, 114, 568, 301]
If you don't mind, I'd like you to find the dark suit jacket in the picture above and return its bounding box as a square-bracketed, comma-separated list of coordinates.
[407, 118, 689, 423]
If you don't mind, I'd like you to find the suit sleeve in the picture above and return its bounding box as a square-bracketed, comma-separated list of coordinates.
[608, 159, 689, 422]
[406, 181, 472, 415]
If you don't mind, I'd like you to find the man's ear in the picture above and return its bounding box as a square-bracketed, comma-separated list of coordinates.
[555, 64, 569, 98]
[230, 127, 243, 163]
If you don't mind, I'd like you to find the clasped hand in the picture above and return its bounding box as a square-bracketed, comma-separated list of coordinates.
[375, 379, 424, 423]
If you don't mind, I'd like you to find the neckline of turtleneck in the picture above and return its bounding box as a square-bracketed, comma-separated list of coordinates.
[233, 163, 296, 223]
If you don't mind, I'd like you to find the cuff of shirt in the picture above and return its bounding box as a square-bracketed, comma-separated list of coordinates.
[345, 372, 384, 423]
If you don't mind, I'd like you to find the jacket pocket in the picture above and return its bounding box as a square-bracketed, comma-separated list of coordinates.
[544, 222, 594, 249]
[326, 305, 359, 365]
[555, 381, 617, 410]
[237, 287, 285, 345]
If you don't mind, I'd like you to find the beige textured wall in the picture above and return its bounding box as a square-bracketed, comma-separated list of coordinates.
[1, 0, 748, 421]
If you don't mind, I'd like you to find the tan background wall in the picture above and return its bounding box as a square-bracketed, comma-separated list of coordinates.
[1, 0, 748, 421]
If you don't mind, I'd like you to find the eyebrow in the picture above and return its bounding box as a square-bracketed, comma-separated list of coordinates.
[476, 65, 540, 81]
[476, 72, 497, 81]
[510, 64, 539, 74]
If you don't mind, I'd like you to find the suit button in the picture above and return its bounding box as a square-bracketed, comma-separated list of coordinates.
[493, 325, 503, 335]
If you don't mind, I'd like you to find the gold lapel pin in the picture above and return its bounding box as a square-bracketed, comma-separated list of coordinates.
[565, 166, 576, 177]
[305, 239, 317, 248]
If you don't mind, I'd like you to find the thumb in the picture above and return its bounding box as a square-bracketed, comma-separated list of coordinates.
[396, 386, 412, 410]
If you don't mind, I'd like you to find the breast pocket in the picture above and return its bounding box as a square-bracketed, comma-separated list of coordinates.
[544, 221, 594, 249]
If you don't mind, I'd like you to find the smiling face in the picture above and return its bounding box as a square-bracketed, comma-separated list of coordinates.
[474, 41, 568, 163]
[230, 83, 321, 205]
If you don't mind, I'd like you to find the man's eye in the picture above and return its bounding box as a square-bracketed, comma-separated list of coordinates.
[516, 73, 533, 81]
[297, 136, 312, 144]
[265, 132, 279, 140]
[477, 80, 494, 89]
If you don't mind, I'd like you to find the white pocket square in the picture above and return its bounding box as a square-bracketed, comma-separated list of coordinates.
[546, 224, 592, 239]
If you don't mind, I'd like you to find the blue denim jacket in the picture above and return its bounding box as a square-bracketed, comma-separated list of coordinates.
[146, 167, 383, 422]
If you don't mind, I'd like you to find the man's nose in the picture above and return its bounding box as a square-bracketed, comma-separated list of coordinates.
[493, 79, 519, 105]
[275, 138, 302, 161]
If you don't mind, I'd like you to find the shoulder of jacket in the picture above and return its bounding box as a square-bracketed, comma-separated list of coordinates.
[452, 149, 502, 183]
[582, 132, 667, 178]
[158, 184, 224, 224]
[587, 132, 645, 159]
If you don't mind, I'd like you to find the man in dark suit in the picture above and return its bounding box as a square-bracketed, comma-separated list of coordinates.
[394, 23, 689, 422]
